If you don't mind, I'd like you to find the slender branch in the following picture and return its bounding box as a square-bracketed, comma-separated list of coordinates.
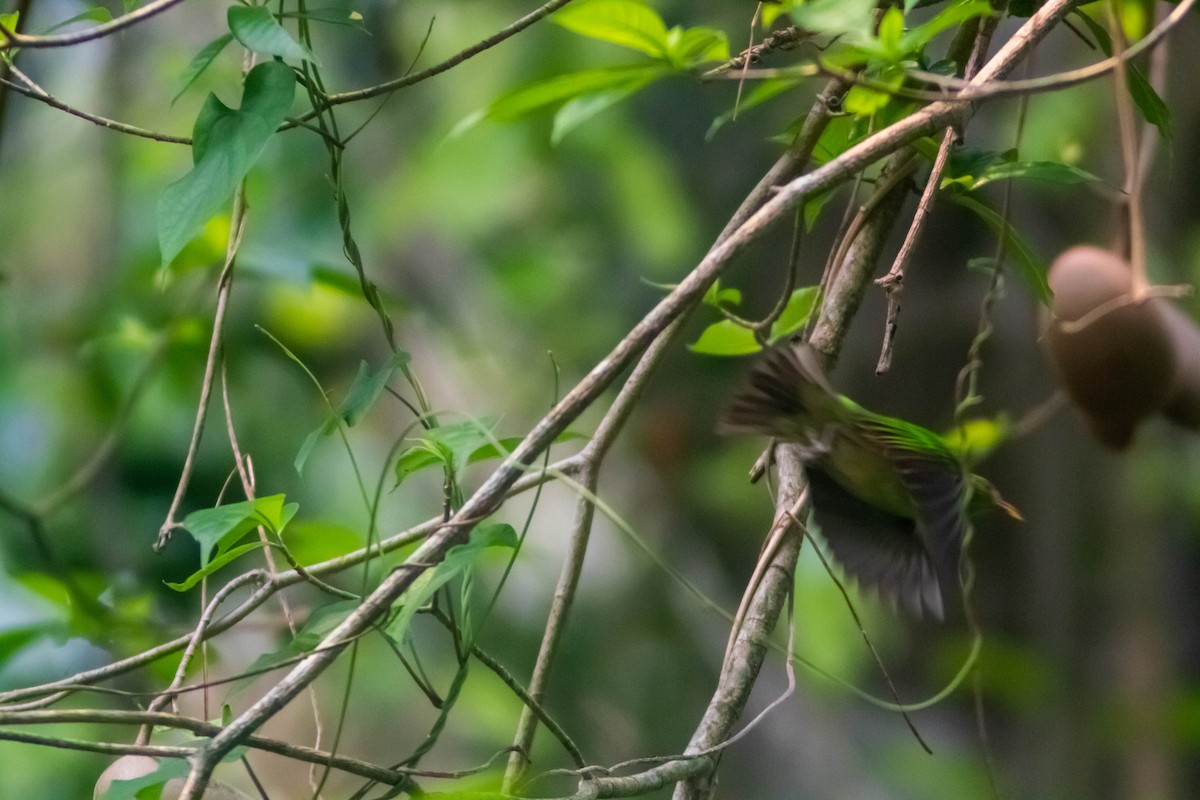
[0, 69, 189, 144]
[0, 0, 186, 49]
[730, 0, 1193, 105]
[0, 0, 36, 158]
[139, 570, 268, 744]
[288, 0, 580, 126]
[875, 14, 1000, 374]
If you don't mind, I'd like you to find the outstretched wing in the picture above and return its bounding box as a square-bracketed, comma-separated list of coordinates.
[808, 441, 968, 620]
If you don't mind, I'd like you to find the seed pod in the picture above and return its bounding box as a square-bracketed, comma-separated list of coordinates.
[1044, 246, 1176, 449]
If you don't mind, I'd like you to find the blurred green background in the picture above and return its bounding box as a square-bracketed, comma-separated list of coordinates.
[1, 1, 1199, 797]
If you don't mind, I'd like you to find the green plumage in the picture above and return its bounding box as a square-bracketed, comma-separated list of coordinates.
[720, 346, 1014, 619]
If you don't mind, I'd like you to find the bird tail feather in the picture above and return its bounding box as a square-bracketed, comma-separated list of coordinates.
[718, 345, 838, 439]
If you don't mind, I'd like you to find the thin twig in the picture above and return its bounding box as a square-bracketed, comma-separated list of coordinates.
[155, 192, 248, 551]
[0, 0, 186, 49]
[287, 0, 581, 127]
[875, 14, 1000, 374]
[0, 67, 189, 143]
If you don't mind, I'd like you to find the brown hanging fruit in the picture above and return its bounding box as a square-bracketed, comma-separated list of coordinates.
[1044, 246, 1176, 449]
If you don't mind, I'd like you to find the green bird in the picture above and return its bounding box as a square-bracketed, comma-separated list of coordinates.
[720, 345, 1019, 620]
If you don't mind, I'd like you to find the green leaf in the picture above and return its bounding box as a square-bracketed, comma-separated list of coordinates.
[1125, 63, 1171, 141]
[384, 523, 517, 647]
[295, 351, 412, 473]
[340, 352, 411, 426]
[466, 430, 588, 463]
[898, 0, 993, 54]
[166, 541, 264, 592]
[788, 0, 875, 46]
[666, 26, 729, 66]
[228, 4, 318, 63]
[552, 85, 644, 144]
[157, 61, 295, 266]
[239, 58, 300, 123]
[769, 287, 821, 340]
[703, 278, 742, 309]
[844, 63, 904, 117]
[393, 441, 451, 487]
[180, 494, 298, 569]
[281, 520, 362, 566]
[240, 599, 359, 678]
[0, 625, 46, 665]
[707, 78, 800, 140]
[877, 7, 904, 58]
[463, 64, 668, 130]
[1069, 9, 1171, 140]
[950, 194, 1051, 305]
[552, 0, 670, 58]
[394, 423, 585, 487]
[291, 599, 360, 651]
[394, 419, 498, 487]
[689, 320, 760, 356]
[0, 13, 18, 43]
[949, 159, 1101, 191]
[173, 33, 234, 104]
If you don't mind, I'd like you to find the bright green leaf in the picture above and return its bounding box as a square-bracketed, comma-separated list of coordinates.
[703, 279, 742, 309]
[844, 63, 904, 117]
[689, 320, 761, 356]
[899, 0, 993, 54]
[166, 541, 264, 592]
[552, 0, 670, 58]
[668, 26, 729, 66]
[769, 287, 821, 341]
[173, 33, 234, 104]
[877, 7, 904, 58]
[0, 13, 17, 43]
[180, 494, 298, 569]
[788, 0, 875, 46]
[228, 4, 318, 63]
[282, 521, 362, 566]
[464, 64, 668, 130]
[951, 194, 1051, 305]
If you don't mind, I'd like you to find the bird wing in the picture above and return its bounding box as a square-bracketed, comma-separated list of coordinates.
[809, 425, 968, 620]
[806, 467, 948, 619]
